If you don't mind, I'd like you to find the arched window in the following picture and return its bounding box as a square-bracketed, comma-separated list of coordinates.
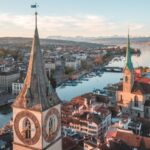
[120, 95, 123, 103]
[125, 76, 128, 82]
[134, 96, 138, 107]
[23, 118, 31, 139]
[49, 115, 56, 135]
[49, 118, 53, 135]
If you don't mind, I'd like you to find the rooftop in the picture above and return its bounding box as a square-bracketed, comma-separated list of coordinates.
[62, 136, 83, 150]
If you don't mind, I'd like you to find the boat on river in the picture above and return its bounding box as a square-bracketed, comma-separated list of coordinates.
[88, 72, 96, 77]
[93, 89, 106, 95]
[81, 78, 89, 81]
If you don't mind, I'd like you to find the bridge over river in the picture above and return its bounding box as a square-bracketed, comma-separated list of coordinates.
[102, 67, 123, 72]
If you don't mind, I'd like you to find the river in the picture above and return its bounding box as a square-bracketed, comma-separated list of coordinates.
[56, 44, 150, 101]
[0, 43, 150, 128]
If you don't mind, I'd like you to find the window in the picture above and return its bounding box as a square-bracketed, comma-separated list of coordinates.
[120, 95, 123, 103]
[23, 118, 31, 139]
[88, 125, 96, 130]
[89, 131, 97, 134]
[137, 113, 140, 117]
[49, 115, 56, 135]
[120, 106, 122, 111]
[125, 76, 128, 82]
[49, 118, 53, 134]
[134, 96, 138, 107]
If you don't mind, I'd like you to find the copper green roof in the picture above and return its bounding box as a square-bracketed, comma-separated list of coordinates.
[125, 33, 133, 71]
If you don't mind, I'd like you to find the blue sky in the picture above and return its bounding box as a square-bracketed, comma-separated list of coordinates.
[0, 0, 149, 37]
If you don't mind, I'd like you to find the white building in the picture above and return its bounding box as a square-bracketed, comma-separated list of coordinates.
[65, 58, 81, 70]
[0, 64, 6, 72]
[0, 71, 20, 91]
[45, 61, 56, 70]
[73, 53, 87, 60]
[12, 82, 24, 95]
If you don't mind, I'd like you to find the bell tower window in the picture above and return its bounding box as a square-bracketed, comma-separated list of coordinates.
[49, 118, 53, 135]
[125, 76, 128, 82]
[49, 116, 56, 135]
[134, 96, 138, 107]
[23, 118, 31, 139]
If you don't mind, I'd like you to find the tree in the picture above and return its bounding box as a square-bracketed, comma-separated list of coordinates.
[64, 66, 75, 75]
[94, 56, 103, 65]
[81, 60, 88, 69]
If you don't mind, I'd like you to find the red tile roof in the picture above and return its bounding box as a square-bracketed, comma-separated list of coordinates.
[115, 130, 150, 149]
[63, 137, 79, 150]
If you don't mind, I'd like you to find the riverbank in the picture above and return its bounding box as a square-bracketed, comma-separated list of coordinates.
[55, 53, 115, 87]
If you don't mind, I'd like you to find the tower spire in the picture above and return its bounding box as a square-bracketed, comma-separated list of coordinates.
[35, 11, 38, 28]
[125, 28, 133, 71]
[31, 3, 38, 28]
[12, 4, 60, 111]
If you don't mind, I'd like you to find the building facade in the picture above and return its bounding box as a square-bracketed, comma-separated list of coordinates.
[12, 82, 24, 95]
[0, 71, 20, 91]
[62, 94, 111, 140]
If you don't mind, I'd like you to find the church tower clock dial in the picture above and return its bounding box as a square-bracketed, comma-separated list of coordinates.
[43, 108, 61, 142]
[14, 111, 41, 145]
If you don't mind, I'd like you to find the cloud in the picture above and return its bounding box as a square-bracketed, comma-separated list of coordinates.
[0, 13, 145, 37]
[129, 23, 144, 30]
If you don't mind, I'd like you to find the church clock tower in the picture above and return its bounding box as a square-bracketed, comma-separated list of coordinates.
[123, 31, 134, 93]
[12, 7, 62, 150]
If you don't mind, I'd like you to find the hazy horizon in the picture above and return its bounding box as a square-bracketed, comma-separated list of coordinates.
[0, 0, 150, 38]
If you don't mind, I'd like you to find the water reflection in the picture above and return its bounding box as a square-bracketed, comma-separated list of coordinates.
[56, 44, 150, 101]
[0, 106, 12, 128]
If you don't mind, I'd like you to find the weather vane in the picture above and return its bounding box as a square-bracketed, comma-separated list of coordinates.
[31, 3, 39, 28]
[31, 3, 39, 12]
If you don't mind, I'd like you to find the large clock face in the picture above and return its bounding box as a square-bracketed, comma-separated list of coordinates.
[14, 111, 41, 145]
[43, 108, 61, 142]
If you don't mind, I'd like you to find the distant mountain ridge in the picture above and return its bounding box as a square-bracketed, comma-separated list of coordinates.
[0, 36, 149, 49]
[0, 37, 105, 50]
[47, 36, 150, 45]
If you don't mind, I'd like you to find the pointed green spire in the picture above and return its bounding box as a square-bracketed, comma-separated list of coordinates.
[125, 29, 133, 71]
